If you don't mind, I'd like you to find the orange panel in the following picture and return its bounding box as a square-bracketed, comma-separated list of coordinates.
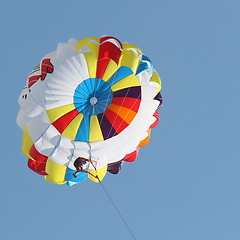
[138, 129, 151, 147]
[108, 104, 136, 124]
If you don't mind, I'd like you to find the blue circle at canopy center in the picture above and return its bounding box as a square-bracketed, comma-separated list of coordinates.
[73, 78, 113, 116]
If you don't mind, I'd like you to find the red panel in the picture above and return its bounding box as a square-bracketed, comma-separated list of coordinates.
[29, 145, 47, 162]
[28, 145, 48, 175]
[96, 59, 110, 79]
[28, 75, 40, 88]
[150, 110, 159, 128]
[27, 59, 54, 88]
[96, 36, 122, 79]
[111, 97, 141, 113]
[98, 42, 121, 64]
[104, 109, 129, 134]
[52, 109, 79, 134]
[40, 59, 54, 80]
[123, 147, 140, 162]
[28, 158, 37, 172]
[28, 159, 48, 175]
[100, 36, 122, 48]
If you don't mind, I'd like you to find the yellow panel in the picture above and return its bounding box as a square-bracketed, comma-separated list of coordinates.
[21, 125, 33, 158]
[111, 74, 140, 92]
[46, 104, 75, 123]
[120, 49, 140, 74]
[102, 59, 119, 82]
[150, 71, 162, 92]
[122, 43, 142, 54]
[87, 42, 100, 58]
[44, 158, 67, 184]
[83, 52, 97, 78]
[76, 37, 100, 51]
[62, 113, 84, 140]
[88, 164, 107, 183]
[89, 115, 104, 142]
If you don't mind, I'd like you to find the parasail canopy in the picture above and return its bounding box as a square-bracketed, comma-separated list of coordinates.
[17, 36, 163, 186]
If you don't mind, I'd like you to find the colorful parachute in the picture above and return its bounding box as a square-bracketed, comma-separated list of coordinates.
[17, 36, 162, 186]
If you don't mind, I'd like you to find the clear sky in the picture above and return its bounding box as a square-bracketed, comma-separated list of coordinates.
[1, 0, 240, 239]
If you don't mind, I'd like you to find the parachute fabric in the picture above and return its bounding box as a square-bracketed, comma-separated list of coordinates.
[17, 36, 162, 185]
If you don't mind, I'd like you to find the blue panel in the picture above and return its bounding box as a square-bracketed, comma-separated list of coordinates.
[74, 78, 113, 117]
[66, 181, 77, 186]
[76, 82, 91, 96]
[136, 55, 153, 75]
[73, 78, 114, 142]
[65, 167, 88, 183]
[136, 62, 150, 75]
[94, 104, 103, 114]
[98, 89, 112, 99]
[81, 104, 92, 116]
[75, 86, 89, 97]
[84, 78, 94, 93]
[142, 55, 152, 65]
[74, 99, 88, 112]
[75, 115, 90, 142]
[95, 78, 104, 92]
[102, 66, 133, 91]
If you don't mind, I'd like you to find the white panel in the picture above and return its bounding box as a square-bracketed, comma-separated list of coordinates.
[45, 53, 92, 110]
[141, 84, 159, 101]
[47, 69, 79, 91]
[19, 91, 38, 112]
[30, 80, 47, 107]
[138, 101, 157, 118]
[26, 111, 51, 142]
[34, 136, 57, 156]
[16, 110, 25, 130]
[45, 125, 61, 143]
[89, 135, 129, 165]
[25, 105, 45, 118]
[46, 84, 75, 101]
[55, 39, 77, 64]
[45, 93, 73, 101]
[137, 71, 152, 84]
[45, 99, 75, 110]
[49, 135, 74, 166]
[75, 54, 90, 80]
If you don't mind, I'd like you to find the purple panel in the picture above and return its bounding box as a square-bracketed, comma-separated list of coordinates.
[107, 160, 123, 174]
[154, 92, 163, 108]
[97, 113, 117, 139]
[113, 86, 141, 99]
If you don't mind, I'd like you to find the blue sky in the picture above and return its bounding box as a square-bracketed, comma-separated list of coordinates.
[1, 0, 240, 239]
